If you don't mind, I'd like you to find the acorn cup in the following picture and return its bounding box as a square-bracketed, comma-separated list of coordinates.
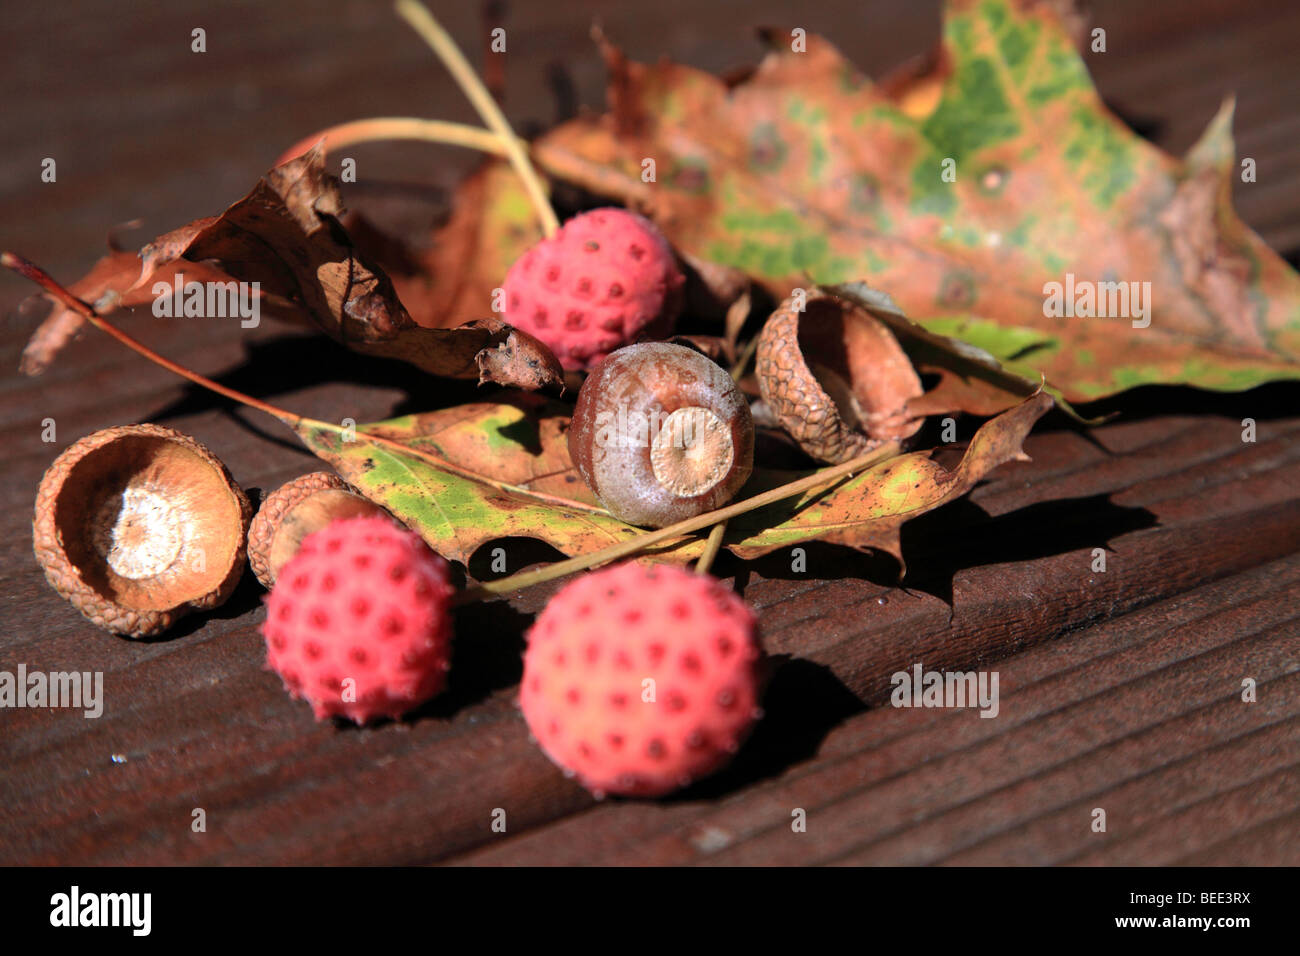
[246, 471, 389, 589]
[33, 424, 253, 638]
[755, 289, 924, 464]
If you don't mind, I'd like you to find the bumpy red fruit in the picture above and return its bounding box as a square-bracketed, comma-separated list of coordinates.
[261, 515, 455, 724]
[503, 207, 685, 370]
[520, 562, 763, 797]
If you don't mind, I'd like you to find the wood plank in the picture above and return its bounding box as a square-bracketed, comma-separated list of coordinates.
[4, 389, 1296, 863]
[454, 554, 1300, 865]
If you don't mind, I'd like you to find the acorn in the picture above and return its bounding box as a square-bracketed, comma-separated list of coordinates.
[33, 424, 253, 637]
[755, 289, 923, 463]
[246, 471, 388, 588]
[567, 342, 754, 528]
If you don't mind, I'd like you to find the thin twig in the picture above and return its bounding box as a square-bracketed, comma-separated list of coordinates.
[695, 520, 728, 575]
[275, 117, 513, 167]
[457, 440, 900, 604]
[730, 334, 760, 381]
[395, 0, 559, 236]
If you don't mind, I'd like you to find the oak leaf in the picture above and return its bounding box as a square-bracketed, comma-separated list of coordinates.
[442, 0, 1300, 405]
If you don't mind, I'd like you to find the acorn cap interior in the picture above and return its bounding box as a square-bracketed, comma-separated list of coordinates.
[797, 297, 924, 441]
[755, 291, 925, 465]
[55, 433, 244, 611]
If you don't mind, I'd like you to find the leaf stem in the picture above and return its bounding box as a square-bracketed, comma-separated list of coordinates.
[276, 117, 514, 167]
[730, 334, 760, 381]
[394, 0, 559, 236]
[695, 520, 728, 575]
[457, 440, 900, 604]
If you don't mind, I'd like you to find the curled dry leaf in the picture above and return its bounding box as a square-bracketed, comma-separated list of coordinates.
[133, 144, 561, 390]
[468, 317, 565, 390]
[721, 390, 1053, 572]
[667, 334, 729, 363]
[18, 145, 562, 392]
[123, 143, 411, 353]
[756, 288, 924, 464]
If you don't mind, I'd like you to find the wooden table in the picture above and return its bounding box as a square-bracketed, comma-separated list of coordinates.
[2, 0, 1297, 865]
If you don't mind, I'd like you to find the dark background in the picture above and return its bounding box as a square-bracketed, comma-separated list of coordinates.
[1, 0, 1297, 865]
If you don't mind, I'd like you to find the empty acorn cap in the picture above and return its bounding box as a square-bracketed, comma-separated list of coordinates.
[754, 289, 924, 464]
[247, 471, 388, 588]
[33, 424, 253, 638]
